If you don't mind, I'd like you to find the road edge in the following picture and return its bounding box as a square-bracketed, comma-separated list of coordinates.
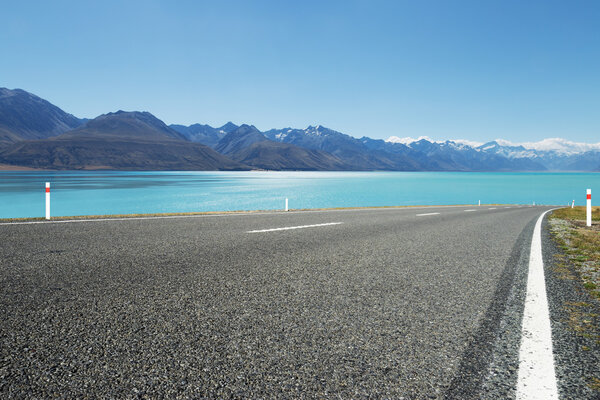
[444, 210, 540, 398]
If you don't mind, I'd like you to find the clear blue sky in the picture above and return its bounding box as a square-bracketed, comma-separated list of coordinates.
[1, 0, 599, 142]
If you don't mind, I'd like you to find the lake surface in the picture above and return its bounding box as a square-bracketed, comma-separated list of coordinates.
[0, 171, 597, 218]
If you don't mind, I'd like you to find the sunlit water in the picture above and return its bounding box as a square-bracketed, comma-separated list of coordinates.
[0, 171, 597, 218]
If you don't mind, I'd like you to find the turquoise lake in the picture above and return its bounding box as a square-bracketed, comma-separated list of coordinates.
[0, 171, 597, 218]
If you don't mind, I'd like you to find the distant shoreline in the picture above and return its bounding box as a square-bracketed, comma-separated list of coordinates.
[0, 164, 48, 171]
[0, 166, 598, 173]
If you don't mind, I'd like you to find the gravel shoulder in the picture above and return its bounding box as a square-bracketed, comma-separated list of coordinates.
[545, 213, 600, 398]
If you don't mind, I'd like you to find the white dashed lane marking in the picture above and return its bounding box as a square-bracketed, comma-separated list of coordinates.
[247, 222, 343, 233]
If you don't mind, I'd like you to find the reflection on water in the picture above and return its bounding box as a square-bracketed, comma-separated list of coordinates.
[0, 171, 238, 192]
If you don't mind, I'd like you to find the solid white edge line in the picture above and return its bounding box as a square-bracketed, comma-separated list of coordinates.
[516, 209, 559, 400]
[416, 212, 440, 216]
[247, 222, 343, 233]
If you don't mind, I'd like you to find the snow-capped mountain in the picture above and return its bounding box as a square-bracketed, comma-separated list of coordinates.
[386, 137, 600, 171]
[264, 125, 421, 170]
[476, 141, 538, 159]
[265, 126, 547, 171]
[387, 136, 484, 148]
[495, 138, 600, 155]
[474, 140, 600, 170]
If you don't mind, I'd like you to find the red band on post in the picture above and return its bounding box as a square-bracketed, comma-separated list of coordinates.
[46, 187, 50, 193]
[587, 194, 591, 200]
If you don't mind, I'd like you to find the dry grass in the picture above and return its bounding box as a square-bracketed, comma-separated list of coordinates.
[552, 206, 600, 222]
[550, 207, 600, 301]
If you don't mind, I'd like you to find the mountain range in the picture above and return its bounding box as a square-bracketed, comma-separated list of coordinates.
[1, 88, 598, 171]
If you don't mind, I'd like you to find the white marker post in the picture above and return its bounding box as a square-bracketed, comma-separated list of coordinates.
[571, 200, 575, 209]
[45, 182, 50, 220]
[587, 189, 592, 227]
[285, 198, 289, 212]
[478, 200, 481, 206]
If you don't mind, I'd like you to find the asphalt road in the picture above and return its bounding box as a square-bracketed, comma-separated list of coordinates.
[0, 205, 558, 398]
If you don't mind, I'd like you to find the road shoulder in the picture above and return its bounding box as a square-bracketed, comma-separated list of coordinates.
[544, 215, 600, 398]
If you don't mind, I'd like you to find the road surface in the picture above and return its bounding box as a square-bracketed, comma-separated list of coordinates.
[1, 205, 568, 398]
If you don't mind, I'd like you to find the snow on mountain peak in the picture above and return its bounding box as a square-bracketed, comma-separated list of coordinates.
[494, 138, 600, 155]
[386, 135, 436, 144]
[304, 124, 335, 136]
[304, 126, 321, 136]
[386, 136, 483, 148]
[387, 136, 600, 155]
[452, 139, 484, 148]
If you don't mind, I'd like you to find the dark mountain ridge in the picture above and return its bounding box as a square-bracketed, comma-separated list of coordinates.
[170, 122, 239, 148]
[0, 88, 84, 144]
[216, 125, 269, 155]
[59, 110, 186, 142]
[0, 111, 248, 171]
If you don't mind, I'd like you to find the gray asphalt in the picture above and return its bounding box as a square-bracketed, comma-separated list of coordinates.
[0, 205, 554, 398]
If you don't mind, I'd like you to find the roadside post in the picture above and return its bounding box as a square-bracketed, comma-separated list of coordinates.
[478, 200, 481, 206]
[572, 200, 575, 209]
[45, 182, 50, 220]
[285, 198, 289, 212]
[587, 189, 592, 227]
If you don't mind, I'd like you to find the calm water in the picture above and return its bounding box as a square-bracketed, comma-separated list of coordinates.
[0, 171, 597, 218]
